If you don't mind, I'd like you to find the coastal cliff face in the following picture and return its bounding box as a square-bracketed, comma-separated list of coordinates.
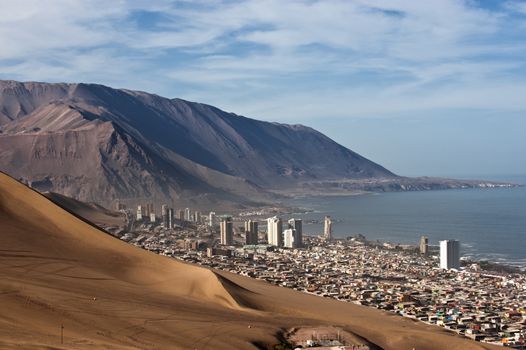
[0, 80, 396, 207]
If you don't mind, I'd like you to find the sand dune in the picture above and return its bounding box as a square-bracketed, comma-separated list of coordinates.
[0, 172, 500, 349]
[44, 192, 126, 228]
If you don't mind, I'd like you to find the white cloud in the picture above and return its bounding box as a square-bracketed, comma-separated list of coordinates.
[0, 0, 525, 123]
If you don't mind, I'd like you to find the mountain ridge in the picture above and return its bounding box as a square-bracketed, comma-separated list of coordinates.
[0, 79, 396, 207]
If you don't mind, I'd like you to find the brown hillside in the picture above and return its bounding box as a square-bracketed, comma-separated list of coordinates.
[43, 191, 125, 228]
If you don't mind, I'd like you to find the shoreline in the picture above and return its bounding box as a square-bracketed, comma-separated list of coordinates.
[269, 183, 524, 206]
[234, 210, 526, 273]
[255, 186, 526, 273]
[346, 235, 526, 274]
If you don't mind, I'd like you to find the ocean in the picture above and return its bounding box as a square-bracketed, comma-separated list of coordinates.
[284, 176, 526, 268]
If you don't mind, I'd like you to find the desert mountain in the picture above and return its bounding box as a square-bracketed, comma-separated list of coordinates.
[0, 80, 395, 207]
[0, 172, 499, 349]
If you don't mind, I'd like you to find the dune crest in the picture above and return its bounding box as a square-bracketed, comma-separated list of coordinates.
[0, 171, 242, 310]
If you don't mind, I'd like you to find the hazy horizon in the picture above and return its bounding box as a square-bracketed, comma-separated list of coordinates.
[1, 0, 525, 176]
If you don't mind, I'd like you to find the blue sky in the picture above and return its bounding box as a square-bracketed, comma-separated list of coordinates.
[1, 0, 525, 177]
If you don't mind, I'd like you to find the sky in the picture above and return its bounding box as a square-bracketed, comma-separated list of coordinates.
[1, 0, 525, 177]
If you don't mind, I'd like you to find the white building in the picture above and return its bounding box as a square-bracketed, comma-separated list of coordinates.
[288, 218, 303, 248]
[220, 216, 233, 245]
[324, 216, 332, 240]
[420, 236, 429, 256]
[136, 205, 143, 221]
[440, 240, 460, 270]
[165, 208, 174, 229]
[184, 207, 191, 221]
[208, 211, 216, 227]
[283, 228, 295, 248]
[267, 216, 283, 246]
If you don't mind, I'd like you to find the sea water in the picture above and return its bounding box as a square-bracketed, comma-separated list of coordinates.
[284, 176, 526, 267]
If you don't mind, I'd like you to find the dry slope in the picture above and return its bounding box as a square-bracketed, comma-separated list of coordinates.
[0, 79, 395, 207]
[44, 191, 126, 227]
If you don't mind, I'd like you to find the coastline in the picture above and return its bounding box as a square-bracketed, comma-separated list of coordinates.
[345, 234, 526, 274]
[238, 185, 526, 271]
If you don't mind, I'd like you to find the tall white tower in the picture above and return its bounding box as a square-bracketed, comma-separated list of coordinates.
[220, 216, 233, 245]
[267, 216, 283, 246]
[288, 218, 302, 248]
[283, 228, 295, 248]
[208, 211, 216, 227]
[420, 236, 429, 256]
[165, 208, 174, 229]
[324, 216, 332, 241]
[440, 240, 460, 270]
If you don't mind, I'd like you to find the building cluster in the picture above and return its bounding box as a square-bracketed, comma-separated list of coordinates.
[136, 203, 155, 222]
[265, 216, 305, 248]
[173, 237, 526, 348]
[420, 236, 461, 272]
[132, 203, 217, 229]
[215, 215, 306, 248]
[112, 207, 525, 348]
[287, 326, 370, 349]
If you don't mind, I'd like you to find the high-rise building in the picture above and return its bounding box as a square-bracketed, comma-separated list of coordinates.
[161, 204, 167, 223]
[161, 205, 167, 225]
[149, 213, 156, 223]
[177, 209, 184, 220]
[267, 216, 283, 246]
[165, 208, 174, 229]
[220, 216, 234, 245]
[136, 205, 143, 221]
[144, 203, 153, 218]
[283, 228, 296, 248]
[195, 211, 201, 224]
[420, 236, 429, 256]
[440, 240, 460, 270]
[208, 211, 216, 227]
[324, 216, 332, 240]
[288, 218, 303, 248]
[184, 208, 191, 221]
[244, 220, 258, 245]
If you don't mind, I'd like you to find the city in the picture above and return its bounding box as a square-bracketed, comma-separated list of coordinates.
[107, 203, 526, 349]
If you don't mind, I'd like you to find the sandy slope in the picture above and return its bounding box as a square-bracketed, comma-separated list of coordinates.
[0, 172, 500, 350]
[44, 192, 126, 228]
